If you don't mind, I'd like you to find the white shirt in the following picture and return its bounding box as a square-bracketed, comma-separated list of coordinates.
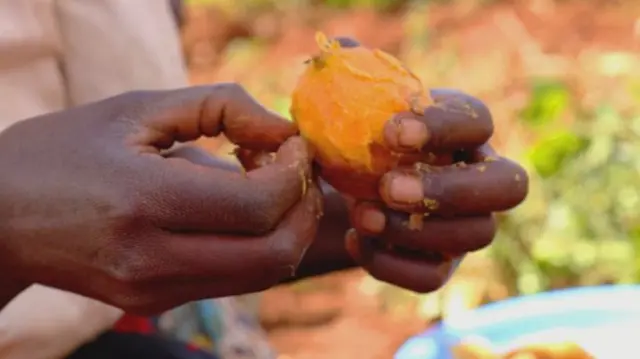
[0, 1, 188, 358]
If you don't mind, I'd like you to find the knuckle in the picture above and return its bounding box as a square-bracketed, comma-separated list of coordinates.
[102, 248, 150, 285]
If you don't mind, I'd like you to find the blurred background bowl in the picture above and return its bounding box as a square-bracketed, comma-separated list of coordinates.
[395, 285, 640, 359]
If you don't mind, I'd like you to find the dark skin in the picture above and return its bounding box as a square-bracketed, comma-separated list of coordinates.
[309, 38, 528, 291]
[0, 76, 527, 314]
[165, 146, 356, 282]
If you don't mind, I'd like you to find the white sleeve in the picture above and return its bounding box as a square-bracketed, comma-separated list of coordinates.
[55, 0, 189, 106]
[0, 1, 190, 358]
[0, 285, 124, 359]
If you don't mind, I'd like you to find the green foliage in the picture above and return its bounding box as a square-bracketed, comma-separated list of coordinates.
[491, 79, 640, 295]
[528, 131, 587, 178]
[520, 80, 571, 127]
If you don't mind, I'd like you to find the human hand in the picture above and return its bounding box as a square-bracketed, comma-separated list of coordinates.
[0, 84, 322, 314]
[346, 88, 528, 292]
[292, 36, 528, 293]
[165, 146, 354, 283]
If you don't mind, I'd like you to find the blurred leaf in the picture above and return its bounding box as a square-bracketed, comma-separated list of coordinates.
[520, 80, 570, 127]
[527, 130, 587, 177]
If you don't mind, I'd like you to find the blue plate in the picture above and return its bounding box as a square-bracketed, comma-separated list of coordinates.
[395, 285, 640, 359]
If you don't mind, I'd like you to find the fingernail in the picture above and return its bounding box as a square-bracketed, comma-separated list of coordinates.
[387, 175, 423, 204]
[385, 117, 429, 149]
[358, 206, 386, 234]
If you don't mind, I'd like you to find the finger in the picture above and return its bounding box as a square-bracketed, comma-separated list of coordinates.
[148, 185, 323, 283]
[351, 203, 496, 254]
[349, 202, 387, 234]
[146, 136, 312, 234]
[383, 88, 493, 153]
[235, 148, 275, 171]
[383, 213, 496, 254]
[379, 147, 528, 215]
[120, 83, 297, 152]
[164, 144, 241, 172]
[164, 144, 275, 174]
[345, 230, 453, 294]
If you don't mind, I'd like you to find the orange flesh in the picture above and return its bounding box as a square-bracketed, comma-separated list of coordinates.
[290, 32, 432, 177]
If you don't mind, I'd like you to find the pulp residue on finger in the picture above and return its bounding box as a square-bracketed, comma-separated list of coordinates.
[432, 96, 479, 119]
[423, 198, 439, 211]
[407, 213, 424, 231]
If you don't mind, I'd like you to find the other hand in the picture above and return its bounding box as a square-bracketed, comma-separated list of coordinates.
[348, 88, 528, 292]
[0, 84, 321, 314]
[326, 33, 527, 293]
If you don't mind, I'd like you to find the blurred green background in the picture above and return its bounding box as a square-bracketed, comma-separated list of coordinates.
[181, 0, 640, 357]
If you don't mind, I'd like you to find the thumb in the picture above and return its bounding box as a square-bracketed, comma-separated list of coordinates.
[122, 83, 297, 152]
